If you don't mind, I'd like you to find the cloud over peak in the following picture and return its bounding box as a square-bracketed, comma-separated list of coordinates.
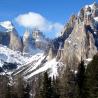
[15, 12, 63, 36]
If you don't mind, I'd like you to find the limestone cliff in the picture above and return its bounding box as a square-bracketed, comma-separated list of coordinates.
[9, 28, 23, 52]
[49, 2, 98, 70]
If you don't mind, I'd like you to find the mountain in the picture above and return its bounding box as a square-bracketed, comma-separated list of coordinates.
[32, 29, 49, 50]
[0, 45, 29, 73]
[62, 2, 98, 69]
[0, 2, 98, 78]
[23, 29, 49, 55]
[23, 29, 36, 55]
[48, 2, 98, 71]
[0, 2, 98, 98]
[0, 21, 23, 51]
[0, 22, 51, 76]
[10, 2, 98, 80]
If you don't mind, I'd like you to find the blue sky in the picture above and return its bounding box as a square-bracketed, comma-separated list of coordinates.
[0, 0, 97, 38]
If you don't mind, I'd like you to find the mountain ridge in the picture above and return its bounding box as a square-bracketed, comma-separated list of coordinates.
[0, 2, 98, 80]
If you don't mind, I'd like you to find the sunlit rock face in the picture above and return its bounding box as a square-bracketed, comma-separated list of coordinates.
[0, 21, 23, 51]
[23, 30, 35, 54]
[48, 2, 98, 71]
[9, 28, 23, 52]
[63, 21, 97, 69]
[32, 29, 48, 49]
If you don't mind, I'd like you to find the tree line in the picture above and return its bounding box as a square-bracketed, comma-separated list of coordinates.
[0, 54, 98, 98]
[36, 54, 98, 98]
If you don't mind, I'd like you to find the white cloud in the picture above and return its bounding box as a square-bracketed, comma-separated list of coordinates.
[15, 12, 63, 36]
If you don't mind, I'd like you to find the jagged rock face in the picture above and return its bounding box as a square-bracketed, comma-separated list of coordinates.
[48, 15, 77, 60]
[23, 29, 50, 55]
[49, 2, 98, 71]
[9, 28, 23, 52]
[48, 47, 56, 60]
[61, 15, 77, 39]
[48, 37, 64, 60]
[0, 21, 11, 46]
[32, 29, 49, 50]
[63, 21, 97, 69]
[79, 2, 98, 26]
[23, 30, 35, 53]
[0, 21, 23, 51]
[0, 32, 10, 46]
[61, 2, 98, 69]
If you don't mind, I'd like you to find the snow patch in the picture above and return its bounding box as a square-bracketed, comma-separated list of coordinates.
[25, 58, 58, 80]
[85, 58, 92, 62]
[0, 45, 28, 65]
[0, 21, 14, 32]
[94, 17, 98, 22]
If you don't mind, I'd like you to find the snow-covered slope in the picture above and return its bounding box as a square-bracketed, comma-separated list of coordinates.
[0, 21, 57, 79]
[24, 58, 58, 79]
[0, 45, 28, 67]
[0, 44, 60, 79]
[13, 52, 63, 80]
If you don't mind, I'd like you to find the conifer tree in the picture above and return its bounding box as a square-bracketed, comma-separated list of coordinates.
[23, 83, 31, 98]
[58, 67, 75, 98]
[77, 61, 85, 98]
[42, 72, 52, 98]
[51, 76, 59, 98]
[15, 75, 25, 98]
[82, 54, 98, 98]
[5, 84, 11, 98]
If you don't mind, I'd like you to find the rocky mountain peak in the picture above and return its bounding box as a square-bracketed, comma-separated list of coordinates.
[23, 29, 31, 42]
[0, 2, 98, 80]
[48, 2, 98, 71]
[32, 28, 45, 41]
[78, 2, 98, 24]
[0, 21, 23, 52]
[32, 28, 49, 50]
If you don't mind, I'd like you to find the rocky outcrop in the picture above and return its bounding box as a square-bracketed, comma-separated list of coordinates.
[0, 32, 10, 46]
[61, 2, 98, 69]
[61, 15, 77, 39]
[9, 28, 23, 52]
[62, 21, 97, 69]
[49, 2, 98, 71]
[48, 15, 77, 60]
[32, 29, 49, 50]
[23, 30, 35, 53]
[0, 21, 23, 51]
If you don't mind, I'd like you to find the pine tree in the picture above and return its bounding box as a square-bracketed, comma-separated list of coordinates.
[58, 67, 74, 98]
[82, 54, 98, 98]
[51, 76, 60, 98]
[42, 72, 52, 98]
[54, 77, 60, 98]
[15, 75, 25, 98]
[35, 75, 43, 98]
[77, 61, 85, 98]
[0, 75, 11, 98]
[23, 83, 30, 98]
[5, 84, 11, 98]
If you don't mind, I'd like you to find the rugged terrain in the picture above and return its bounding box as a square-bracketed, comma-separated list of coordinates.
[0, 2, 98, 84]
[0, 2, 98, 98]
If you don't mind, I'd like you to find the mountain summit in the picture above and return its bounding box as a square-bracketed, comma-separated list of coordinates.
[0, 21, 23, 51]
[1, 2, 98, 98]
[0, 2, 98, 80]
[48, 2, 98, 71]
